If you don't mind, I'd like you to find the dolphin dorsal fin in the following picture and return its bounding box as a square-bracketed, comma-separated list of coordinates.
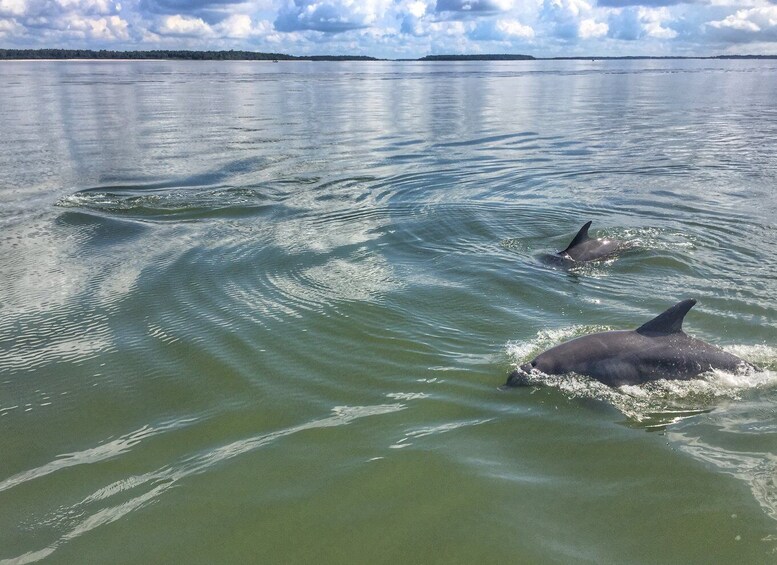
[561, 221, 593, 254]
[636, 299, 697, 335]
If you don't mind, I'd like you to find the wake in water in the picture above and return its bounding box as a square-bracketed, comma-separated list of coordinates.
[56, 185, 277, 221]
[506, 329, 777, 428]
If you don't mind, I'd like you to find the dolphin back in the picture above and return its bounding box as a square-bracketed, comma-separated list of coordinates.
[560, 221, 592, 255]
[636, 299, 696, 336]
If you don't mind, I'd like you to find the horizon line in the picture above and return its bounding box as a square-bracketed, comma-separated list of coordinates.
[1, 49, 777, 61]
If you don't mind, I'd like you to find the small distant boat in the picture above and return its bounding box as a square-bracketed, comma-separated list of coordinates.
[273, 60, 279, 63]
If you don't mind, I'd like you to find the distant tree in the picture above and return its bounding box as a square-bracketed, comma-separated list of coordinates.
[0, 49, 382, 61]
[419, 54, 535, 61]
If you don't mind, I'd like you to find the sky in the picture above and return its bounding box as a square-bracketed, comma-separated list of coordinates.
[1, 0, 777, 58]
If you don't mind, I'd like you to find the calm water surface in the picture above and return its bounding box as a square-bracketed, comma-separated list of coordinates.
[1, 59, 776, 563]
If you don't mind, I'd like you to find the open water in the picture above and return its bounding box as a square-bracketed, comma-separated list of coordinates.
[1, 59, 776, 563]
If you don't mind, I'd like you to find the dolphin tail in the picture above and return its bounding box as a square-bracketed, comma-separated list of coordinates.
[636, 299, 697, 335]
[560, 221, 593, 254]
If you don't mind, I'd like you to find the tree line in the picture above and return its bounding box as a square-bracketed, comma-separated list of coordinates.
[0, 49, 379, 61]
[1, 49, 773, 61]
[418, 54, 534, 61]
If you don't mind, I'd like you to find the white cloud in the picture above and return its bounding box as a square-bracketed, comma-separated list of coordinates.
[213, 14, 274, 38]
[541, 0, 601, 39]
[0, 16, 23, 33]
[85, 14, 128, 39]
[579, 17, 606, 38]
[707, 6, 777, 41]
[53, 12, 129, 38]
[709, 7, 776, 32]
[640, 7, 676, 39]
[429, 19, 469, 35]
[0, 0, 27, 17]
[57, 0, 113, 15]
[406, 0, 427, 19]
[0, 0, 122, 23]
[707, 0, 772, 6]
[274, 0, 393, 33]
[604, 5, 679, 42]
[495, 18, 534, 38]
[157, 14, 212, 36]
[215, 13, 251, 37]
[544, 0, 592, 19]
[436, 0, 514, 13]
[1, 0, 777, 57]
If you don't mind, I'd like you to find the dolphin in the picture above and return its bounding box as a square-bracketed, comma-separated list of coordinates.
[506, 299, 753, 388]
[546, 221, 622, 264]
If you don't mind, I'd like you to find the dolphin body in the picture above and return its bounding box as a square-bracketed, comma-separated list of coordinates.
[506, 299, 753, 388]
[543, 221, 622, 264]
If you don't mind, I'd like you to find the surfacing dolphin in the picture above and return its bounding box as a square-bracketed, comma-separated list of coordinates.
[543, 221, 623, 264]
[506, 299, 754, 388]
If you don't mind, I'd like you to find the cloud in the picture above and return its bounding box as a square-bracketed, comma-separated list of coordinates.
[0, 16, 23, 33]
[2, 0, 777, 57]
[400, 15, 423, 35]
[274, 0, 390, 33]
[0, 0, 132, 44]
[541, 0, 607, 40]
[1, 0, 119, 19]
[215, 13, 251, 36]
[641, 7, 676, 38]
[597, 0, 688, 6]
[405, 0, 427, 18]
[435, 0, 513, 13]
[59, 0, 115, 14]
[579, 17, 607, 37]
[707, 6, 777, 42]
[496, 18, 534, 38]
[428, 18, 469, 35]
[607, 6, 677, 40]
[155, 13, 212, 35]
[606, 6, 641, 39]
[216, 14, 274, 37]
[0, 0, 27, 17]
[63, 13, 129, 39]
[469, 16, 534, 40]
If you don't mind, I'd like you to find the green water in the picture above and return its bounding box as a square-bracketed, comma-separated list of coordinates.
[1, 59, 776, 563]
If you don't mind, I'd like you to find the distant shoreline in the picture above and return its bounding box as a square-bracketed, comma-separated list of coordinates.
[1, 49, 776, 61]
[0, 49, 379, 61]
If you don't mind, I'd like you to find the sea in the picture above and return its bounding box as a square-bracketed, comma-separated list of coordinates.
[1, 59, 776, 563]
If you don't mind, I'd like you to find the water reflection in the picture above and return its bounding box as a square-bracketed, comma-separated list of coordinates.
[2, 60, 777, 563]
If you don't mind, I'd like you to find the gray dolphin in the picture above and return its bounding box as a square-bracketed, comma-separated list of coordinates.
[506, 299, 753, 388]
[547, 221, 622, 263]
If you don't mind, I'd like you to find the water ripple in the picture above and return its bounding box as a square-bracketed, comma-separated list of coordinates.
[3, 60, 777, 561]
[56, 185, 279, 221]
[0, 404, 405, 565]
[0, 417, 198, 494]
